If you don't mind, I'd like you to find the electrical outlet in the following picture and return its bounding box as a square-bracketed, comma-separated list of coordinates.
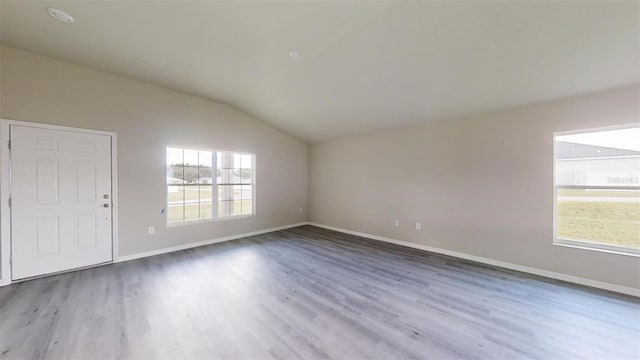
[394, 220, 399, 227]
[148, 226, 155, 235]
[415, 222, 422, 230]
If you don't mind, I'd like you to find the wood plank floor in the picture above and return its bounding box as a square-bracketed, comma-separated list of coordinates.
[1, 225, 638, 359]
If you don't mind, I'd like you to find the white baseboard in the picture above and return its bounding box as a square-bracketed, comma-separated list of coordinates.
[5, 221, 637, 297]
[308, 222, 640, 297]
[117, 222, 310, 263]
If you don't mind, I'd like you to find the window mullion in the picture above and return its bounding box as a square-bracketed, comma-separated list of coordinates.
[213, 151, 218, 219]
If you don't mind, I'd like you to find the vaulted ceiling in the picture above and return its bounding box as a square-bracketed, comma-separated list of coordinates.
[1, 1, 638, 143]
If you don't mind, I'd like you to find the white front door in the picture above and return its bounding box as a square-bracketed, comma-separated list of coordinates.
[10, 125, 113, 280]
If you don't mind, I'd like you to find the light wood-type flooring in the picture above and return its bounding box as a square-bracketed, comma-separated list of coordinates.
[1, 225, 638, 359]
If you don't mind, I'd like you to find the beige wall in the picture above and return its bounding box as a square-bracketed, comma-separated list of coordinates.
[310, 85, 640, 290]
[2, 45, 638, 291]
[0, 46, 308, 261]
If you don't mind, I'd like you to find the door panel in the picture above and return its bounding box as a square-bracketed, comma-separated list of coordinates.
[76, 161, 97, 202]
[35, 216, 60, 256]
[35, 160, 59, 204]
[77, 213, 97, 249]
[11, 125, 113, 280]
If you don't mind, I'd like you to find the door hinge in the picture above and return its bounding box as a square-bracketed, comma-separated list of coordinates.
[7, 140, 11, 151]
[8, 198, 11, 208]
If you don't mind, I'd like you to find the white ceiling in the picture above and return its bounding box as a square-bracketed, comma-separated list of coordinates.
[1, 1, 638, 143]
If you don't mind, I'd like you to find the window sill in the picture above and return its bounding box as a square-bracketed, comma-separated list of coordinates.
[554, 238, 640, 257]
[167, 214, 255, 228]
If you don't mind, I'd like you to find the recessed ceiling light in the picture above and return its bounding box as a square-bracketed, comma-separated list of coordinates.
[46, 8, 75, 23]
[288, 51, 300, 59]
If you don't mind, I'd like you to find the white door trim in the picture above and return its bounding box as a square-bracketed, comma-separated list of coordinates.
[0, 119, 119, 286]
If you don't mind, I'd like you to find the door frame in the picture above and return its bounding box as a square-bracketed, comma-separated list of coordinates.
[0, 119, 119, 286]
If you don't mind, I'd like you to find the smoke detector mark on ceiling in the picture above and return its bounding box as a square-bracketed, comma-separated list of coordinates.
[46, 8, 75, 23]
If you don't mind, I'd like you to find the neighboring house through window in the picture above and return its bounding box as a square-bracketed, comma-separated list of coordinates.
[554, 125, 640, 255]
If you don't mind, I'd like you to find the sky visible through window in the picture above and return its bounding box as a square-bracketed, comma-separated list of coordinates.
[557, 127, 640, 152]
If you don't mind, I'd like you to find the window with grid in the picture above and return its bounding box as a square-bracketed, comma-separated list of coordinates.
[554, 125, 639, 255]
[167, 147, 254, 224]
[216, 151, 254, 217]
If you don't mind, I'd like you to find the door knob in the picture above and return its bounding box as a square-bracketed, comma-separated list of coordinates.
[103, 204, 110, 208]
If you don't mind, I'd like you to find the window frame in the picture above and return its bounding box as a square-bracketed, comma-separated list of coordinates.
[166, 145, 256, 227]
[552, 124, 640, 257]
[214, 150, 256, 220]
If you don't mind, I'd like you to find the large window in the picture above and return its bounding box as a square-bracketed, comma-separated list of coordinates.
[167, 147, 254, 224]
[554, 126, 639, 255]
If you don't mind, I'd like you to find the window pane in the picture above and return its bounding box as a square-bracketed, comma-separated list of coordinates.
[241, 200, 253, 215]
[167, 147, 183, 166]
[219, 169, 231, 184]
[183, 166, 199, 184]
[200, 202, 212, 219]
[241, 184, 252, 215]
[167, 166, 184, 184]
[231, 169, 242, 184]
[241, 185, 252, 200]
[199, 168, 213, 184]
[199, 185, 213, 202]
[185, 203, 199, 221]
[233, 185, 243, 201]
[556, 127, 640, 187]
[167, 185, 184, 205]
[184, 149, 198, 166]
[232, 200, 243, 215]
[218, 200, 231, 217]
[184, 186, 200, 203]
[233, 154, 241, 169]
[218, 152, 232, 169]
[198, 150, 212, 168]
[556, 157, 640, 187]
[218, 185, 232, 201]
[168, 205, 184, 223]
[240, 154, 252, 169]
[240, 169, 252, 184]
[557, 188, 640, 249]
